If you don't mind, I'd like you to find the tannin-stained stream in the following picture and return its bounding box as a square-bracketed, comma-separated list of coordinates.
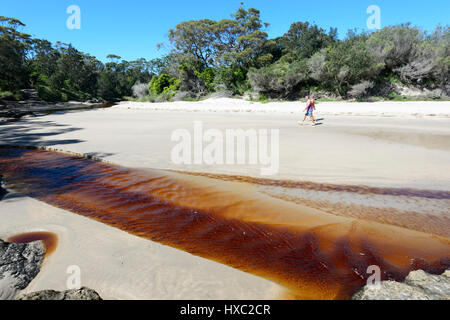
[0, 147, 448, 299]
[7, 231, 58, 257]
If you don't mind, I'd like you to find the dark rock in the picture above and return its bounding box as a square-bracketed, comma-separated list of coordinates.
[20, 89, 40, 101]
[352, 269, 450, 300]
[16, 287, 102, 300]
[0, 176, 7, 200]
[0, 239, 45, 300]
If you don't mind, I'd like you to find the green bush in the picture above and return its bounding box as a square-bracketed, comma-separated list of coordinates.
[215, 66, 249, 95]
[0, 90, 22, 101]
[36, 85, 61, 102]
[248, 59, 309, 99]
[196, 67, 215, 91]
[149, 74, 179, 95]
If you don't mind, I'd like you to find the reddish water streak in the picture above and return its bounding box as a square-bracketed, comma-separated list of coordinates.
[0, 147, 448, 299]
[172, 170, 450, 200]
[7, 231, 58, 257]
[174, 171, 450, 237]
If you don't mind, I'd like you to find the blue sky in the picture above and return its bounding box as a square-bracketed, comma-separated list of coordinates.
[1, 0, 449, 62]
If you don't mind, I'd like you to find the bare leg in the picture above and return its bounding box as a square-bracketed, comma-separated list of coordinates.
[301, 115, 307, 125]
[311, 115, 316, 125]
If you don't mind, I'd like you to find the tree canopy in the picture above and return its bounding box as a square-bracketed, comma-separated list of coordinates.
[1, 5, 449, 103]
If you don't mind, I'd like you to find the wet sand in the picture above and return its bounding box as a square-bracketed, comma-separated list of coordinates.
[0, 106, 449, 190]
[0, 147, 448, 300]
[0, 191, 279, 300]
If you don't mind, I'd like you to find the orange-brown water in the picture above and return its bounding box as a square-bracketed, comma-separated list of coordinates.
[0, 147, 448, 299]
[173, 171, 450, 238]
[7, 231, 58, 257]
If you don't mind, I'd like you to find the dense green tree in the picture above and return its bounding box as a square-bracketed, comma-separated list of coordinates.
[280, 21, 337, 59]
[248, 59, 310, 99]
[322, 34, 380, 96]
[167, 5, 269, 93]
[0, 16, 31, 95]
[168, 19, 217, 67]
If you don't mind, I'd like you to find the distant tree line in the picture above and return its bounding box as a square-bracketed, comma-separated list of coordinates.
[1, 5, 449, 103]
[0, 16, 154, 102]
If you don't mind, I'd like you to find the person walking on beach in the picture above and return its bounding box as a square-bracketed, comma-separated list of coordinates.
[300, 95, 316, 126]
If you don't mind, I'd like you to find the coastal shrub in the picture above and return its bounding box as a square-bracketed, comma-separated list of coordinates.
[208, 86, 234, 99]
[248, 59, 309, 99]
[396, 26, 450, 94]
[348, 80, 375, 99]
[195, 67, 215, 91]
[308, 50, 327, 82]
[322, 35, 381, 96]
[215, 66, 249, 95]
[172, 91, 192, 101]
[150, 74, 171, 94]
[387, 92, 408, 101]
[0, 90, 19, 100]
[131, 82, 149, 99]
[280, 21, 337, 59]
[155, 90, 175, 102]
[36, 85, 61, 102]
[366, 24, 423, 70]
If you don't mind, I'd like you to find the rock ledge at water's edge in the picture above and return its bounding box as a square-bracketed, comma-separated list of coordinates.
[0, 239, 45, 300]
[352, 269, 450, 300]
[15, 287, 102, 300]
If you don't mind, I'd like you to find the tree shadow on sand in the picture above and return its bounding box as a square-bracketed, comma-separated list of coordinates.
[0, 118, 85, 147]
[0, 117, 87, 201]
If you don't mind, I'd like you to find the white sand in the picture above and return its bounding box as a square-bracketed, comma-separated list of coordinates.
[4, 100, 449, 189]
[117, 98, 450, 117]
[0, 192, 280, 300]
[1, 99, 449, 299]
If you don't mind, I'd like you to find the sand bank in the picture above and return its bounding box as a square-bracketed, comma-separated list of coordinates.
[1, 103, 448, 190]
[0, 191, 280, 300]
[117, 98, 450, 118]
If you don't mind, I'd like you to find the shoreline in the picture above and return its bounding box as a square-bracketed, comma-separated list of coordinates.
[0, 101, 114, 123]
[116, 99, 450, 118]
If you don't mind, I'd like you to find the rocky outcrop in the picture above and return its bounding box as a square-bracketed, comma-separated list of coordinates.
[0, 175, 7, 200]
[352, 270, 450, 300]
[0, 239, 45, 300]
[16, 287, 102, 300]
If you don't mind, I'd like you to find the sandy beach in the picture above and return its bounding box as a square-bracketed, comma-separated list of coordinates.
[0, 99, 449, 300]
[3, 99, 449, 189]
[116, 99, 450, 118]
